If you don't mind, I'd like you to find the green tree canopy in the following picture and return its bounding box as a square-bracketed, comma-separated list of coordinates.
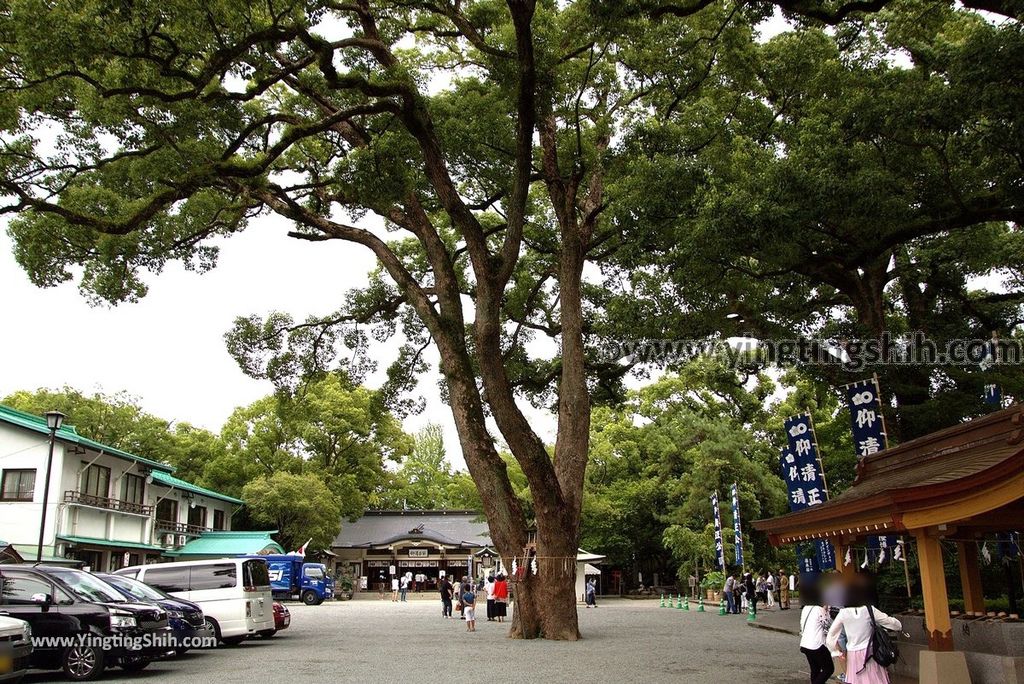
[242, 471, 342, 552]
[384, 423, 481, 510]
[2, 386, 224, 482]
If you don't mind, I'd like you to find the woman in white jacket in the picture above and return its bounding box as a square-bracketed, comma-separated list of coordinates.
[826, 599, 902, 684]
[798, 580, 834, 684]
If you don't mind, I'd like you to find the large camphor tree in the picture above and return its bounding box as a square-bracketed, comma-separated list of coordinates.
[2, 0, 1017, 637]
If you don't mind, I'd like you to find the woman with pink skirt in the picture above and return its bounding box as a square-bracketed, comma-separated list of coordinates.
[826, 604, 902, 683]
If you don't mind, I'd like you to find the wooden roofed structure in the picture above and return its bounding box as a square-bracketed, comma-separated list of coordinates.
[754, 404, 1024, 684]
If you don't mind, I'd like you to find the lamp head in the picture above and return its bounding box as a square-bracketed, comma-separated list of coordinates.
[45, 411, 65, 431]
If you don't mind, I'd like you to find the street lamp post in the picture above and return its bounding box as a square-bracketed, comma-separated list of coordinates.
[36, 411, 65, 563]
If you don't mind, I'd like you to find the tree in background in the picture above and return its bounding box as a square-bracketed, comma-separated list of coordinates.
[242, 471, 342, 552]
[386, 424, 481, 510]
[583, 357, 858, 586]
[1, 382, 408, 528]
[2, 387, 224, 484]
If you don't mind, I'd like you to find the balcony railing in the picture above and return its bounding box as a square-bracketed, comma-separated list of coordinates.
[155, 519, 211, 536]
[63, 490, 153, 515]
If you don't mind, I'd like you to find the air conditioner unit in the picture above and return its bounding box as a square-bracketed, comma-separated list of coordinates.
[163, 533, 175, 547]
[176, 535, 187, 547]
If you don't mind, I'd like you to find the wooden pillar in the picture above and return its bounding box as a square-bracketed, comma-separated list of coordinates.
[915, 531, 954, 651]
[956, 540, 985, 614]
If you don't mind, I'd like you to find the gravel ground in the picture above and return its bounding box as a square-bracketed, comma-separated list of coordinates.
[24, 598, 811, 684]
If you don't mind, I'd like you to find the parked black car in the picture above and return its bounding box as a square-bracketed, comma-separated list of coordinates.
[97, 573, 215, 655]
[0, 565, 172, 681]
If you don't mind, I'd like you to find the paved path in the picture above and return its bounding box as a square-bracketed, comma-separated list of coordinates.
[31, 598, 834, 683]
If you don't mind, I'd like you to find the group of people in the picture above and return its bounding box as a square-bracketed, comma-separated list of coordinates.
[438, 574, 510, 632]
[389, 573, 412, 602]
[798, 575, 903, 684]
[722, 568, 794, 615]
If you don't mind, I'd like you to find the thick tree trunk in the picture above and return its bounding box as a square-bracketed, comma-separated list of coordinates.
[500, 515, 582, 639]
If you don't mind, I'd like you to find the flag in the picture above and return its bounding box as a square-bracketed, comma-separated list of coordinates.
[711, 492, 726, 571]
[844, 379, 901, 564]
[731, 483, 744, 567]
[782, 414, 834, 570]
[292, 537, 312, 556]
[984, 384, 1001, 407]
[844, 378, 887, 458]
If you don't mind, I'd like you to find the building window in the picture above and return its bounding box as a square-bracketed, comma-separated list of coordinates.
[188, 504, 207, 529]
[122, 473, 145, 507]
[156, 497, 178, 524]
[213, 509, 225, 530]
[81, 463, 111, 500]
[0, 469, 36, 501]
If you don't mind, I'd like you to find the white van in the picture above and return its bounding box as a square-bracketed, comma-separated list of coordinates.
[116, 558, 274, 644]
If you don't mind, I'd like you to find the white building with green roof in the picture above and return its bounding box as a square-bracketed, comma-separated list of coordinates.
[0, 404, 250, 570]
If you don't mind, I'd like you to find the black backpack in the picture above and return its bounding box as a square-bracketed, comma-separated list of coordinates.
[867, 606, 900, 667]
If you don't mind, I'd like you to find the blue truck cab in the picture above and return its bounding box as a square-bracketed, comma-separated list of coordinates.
[238, 555, 334, 605]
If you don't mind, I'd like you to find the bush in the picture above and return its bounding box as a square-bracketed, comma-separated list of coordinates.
[701, 571, 725, 592]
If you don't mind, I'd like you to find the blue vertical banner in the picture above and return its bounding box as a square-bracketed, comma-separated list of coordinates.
[798, 543, 819, 574]
[844, 378, 898, 566]
[845, 378, 887, 458]
[731, 482, 744, 568]
[711, 492, 726, 571]
[984, 384, 1002, 407]
[783, 414, 834, 570]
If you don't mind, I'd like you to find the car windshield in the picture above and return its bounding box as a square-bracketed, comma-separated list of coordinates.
[49, 570, 127, 603]
[103, 575, 165, 602]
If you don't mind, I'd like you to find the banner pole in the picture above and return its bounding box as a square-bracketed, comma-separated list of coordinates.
[903, 540, 912, 599]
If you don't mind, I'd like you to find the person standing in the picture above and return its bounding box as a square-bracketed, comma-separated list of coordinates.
[439, 575, 453, 619]
[766, 572, 776, 608]
[457, 576, 469, 620]
[744, 572, 758, 615]
[462, 582, 477, 632]
[779, 568, 790, 610]
[493, 574, 509, 622]
[756, 573, 767, 608]
[732, 573, 742, 614]
[484, 575, 497, 621]
[826, 584, 902, 684]
[799, 582, 834, 684]
[400, 574, 410, 602]
[724, 573, 736, 614]
[585, 577, 598, 608]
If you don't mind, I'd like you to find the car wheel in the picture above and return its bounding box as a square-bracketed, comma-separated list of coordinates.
[221, 636, 246, 646]
[120, 656, 150, 672]
[301, 590, 319, 605]
[205, 618, 221, 646]
[257, 629, 276, 638]
[62, 643, 105, 681]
